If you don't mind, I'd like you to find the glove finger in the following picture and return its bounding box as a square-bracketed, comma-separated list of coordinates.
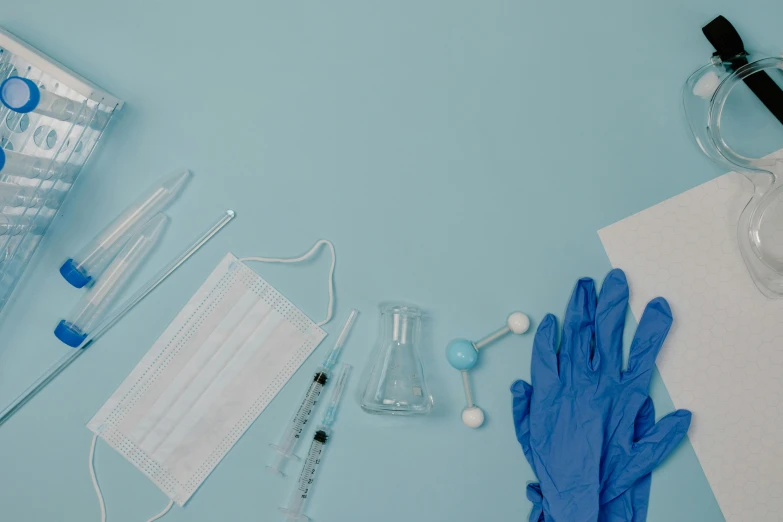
[628, 397, 655, 521]
[526, 484, 545, 522]
[634, 396, 655, 437]
[600, 473, 652, 522]
[600, 494, 634, 522]
[531, 314, 559, 392]
[624, 297, 672, 392]
[510, 380, 535, 469]
[595, 269, 629, 377]
[601, 400, 655, 521]
[529, 505, 544, 522]
[601, 397, 655, 506]
[560, 277, 597, 381]
[634, 409, 692, 459]
[604, 409, 692, 501]
[526, 483, 543, 503]
[630, 474, 652, 522]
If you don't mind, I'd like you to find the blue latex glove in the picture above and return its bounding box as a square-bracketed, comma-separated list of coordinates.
[523, 397, 656, 522]
[511, 269, 692, 522]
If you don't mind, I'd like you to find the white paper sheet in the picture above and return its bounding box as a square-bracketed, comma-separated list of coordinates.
[599, 172, 783, 521]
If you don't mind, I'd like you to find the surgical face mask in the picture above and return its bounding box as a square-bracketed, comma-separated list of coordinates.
[87, 241, 336, 518]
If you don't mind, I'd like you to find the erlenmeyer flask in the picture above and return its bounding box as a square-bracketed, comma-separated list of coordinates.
[361, 304, 433, 415]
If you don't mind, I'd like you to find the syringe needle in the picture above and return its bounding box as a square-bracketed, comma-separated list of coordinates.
[322, 309, 358, 370]
[321, 363, 351, 427]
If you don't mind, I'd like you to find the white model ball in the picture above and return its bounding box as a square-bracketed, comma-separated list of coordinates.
[462, 406, 485, 428]
[507, 312, 530, 334]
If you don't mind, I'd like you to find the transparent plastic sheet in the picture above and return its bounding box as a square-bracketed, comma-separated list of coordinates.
[0, 32, 120, 314]
[684, 54, 783, 297]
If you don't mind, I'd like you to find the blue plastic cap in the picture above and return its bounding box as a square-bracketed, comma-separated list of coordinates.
[0, 148, 5, 172]
[0, 77, 41, 113]
[446, 338, 479, 371]
[59, 258, 92, 288]
[54, 320, 88, 348]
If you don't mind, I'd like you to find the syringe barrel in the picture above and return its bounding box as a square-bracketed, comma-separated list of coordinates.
[273, 370, 328, 459]
[292, 371, 329, 439]
[55, 214, 167, 347]
[285, 427, 331, 518]
[269, 369, 329, 478]
[60, 169, 190, 288]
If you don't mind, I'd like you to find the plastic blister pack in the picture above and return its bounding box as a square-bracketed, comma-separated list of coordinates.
[0, 28, 123, 313]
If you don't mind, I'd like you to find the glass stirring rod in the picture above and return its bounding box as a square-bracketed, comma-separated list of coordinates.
[267, 310, 358, 476]
[280, 363, 351, 522]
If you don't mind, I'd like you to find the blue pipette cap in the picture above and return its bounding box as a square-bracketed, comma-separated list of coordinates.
[59, 259, 92, 288]
[54, 320, 88, 348]
[0, 77, 41, 113]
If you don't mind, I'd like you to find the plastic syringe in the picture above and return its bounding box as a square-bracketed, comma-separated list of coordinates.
[280, 363, 351, 522]
[267, 309, 358, 476]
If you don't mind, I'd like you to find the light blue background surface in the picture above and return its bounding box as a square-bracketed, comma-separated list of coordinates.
[2, 1, 779, 520]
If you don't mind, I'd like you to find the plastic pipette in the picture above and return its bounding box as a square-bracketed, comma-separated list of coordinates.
[0, 210, 235, 428]
[267, 310, 358, 476]
[280, 364, 351, 522]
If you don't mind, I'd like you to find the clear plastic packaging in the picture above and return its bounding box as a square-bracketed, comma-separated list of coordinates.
[59, 169, 190, 288]
[0, 180, 64, 208]
[0, 27, 123, 314]
[361, 304, 433, 415]
[684, 53, 783, 297]
[1, 76, 110, 129]
[54, 214, 168, 347]
[0, 148, 77, 181]
[0, 213, 48, 235]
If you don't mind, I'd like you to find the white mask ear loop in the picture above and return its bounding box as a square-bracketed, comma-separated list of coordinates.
[89, 434, 106, 522]
[238, 239, 336, 327]
[90, 433, 175, 522]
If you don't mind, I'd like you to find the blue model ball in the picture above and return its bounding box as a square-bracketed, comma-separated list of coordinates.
[446, 338, 479, 370]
